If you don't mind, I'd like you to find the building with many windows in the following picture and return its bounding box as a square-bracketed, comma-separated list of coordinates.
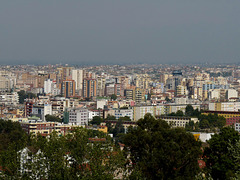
[157, 116, 199, 128]
[60, 80, 76, 98]
[83, 78, 97, 98]
[68, 108, 89, 126]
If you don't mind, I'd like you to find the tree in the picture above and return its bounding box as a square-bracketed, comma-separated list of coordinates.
[185, 120, 195, 131]
[45, 114, 62, 123]
[198, 113, 226, 130]
[119, 116, 131, 121]
[110, 94, 117, 100]
[17, 90, 36, 104]
[112, 120, 125, 137]
[123, 113, 202, 179]
[199, 119, 210, 129]
[185, 104, 194, 116]
[165, 96, 171, 102]
[176, 110, 184, 116]
[90, 116, 102, 125]
[18, 90, 26, 104]
[0, 120, 28, 178]
[1, 128, 126, 179]
[106, 114, 116, 120]
[193, 108, 201, 117]
[228, 139, 240, 179]
[204, 127, 240, 180]
[120, 106, 128, 109]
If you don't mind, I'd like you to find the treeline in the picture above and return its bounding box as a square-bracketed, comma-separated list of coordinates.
[0, 116, 239, 179]
[168, 105, 226, 131]
[18, 90, 36, 104]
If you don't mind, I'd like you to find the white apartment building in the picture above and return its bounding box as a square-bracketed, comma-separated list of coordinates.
[133, 106, 155, 121]
[114, 109, 133, 120]
[44, 79, 60, 96]
[226, 89, 238, 100]
[72, 69, 84, 95]
[0, 92, 19, 106]
[69, 108, 88, 126]
[88, 110, 100, 120]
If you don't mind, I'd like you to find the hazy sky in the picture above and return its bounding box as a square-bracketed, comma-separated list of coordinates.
[0, 1, 239, 65]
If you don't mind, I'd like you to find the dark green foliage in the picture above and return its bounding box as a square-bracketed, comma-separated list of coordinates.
[106, 114, 116, 120]
[185, 104, 194, 116]
[110, 94, 117, 100]
[18, 90, 36, 104]
[185, 120, 196, 131]
[198, 113, 226, 130]
[123, 113, 202, 180]
[107, 120, 125, 137]
[185, 105, 201, 117]
[1, 128, 125, 179]
[120, 106, 128, 109]
[0, 120, 28, 177]
[90, 116, 103, 125]
[112, 120, 125, 137]
[0, 120, 27, 151]
[185, 112, 225, 131]
[204, 127, 240, 180]
[119, 116, 131, 121]
[165, 96, 171, 102]
[169, 110, 184, 116]
[199, 119, 210, 129]
[45, 114, 62, 123]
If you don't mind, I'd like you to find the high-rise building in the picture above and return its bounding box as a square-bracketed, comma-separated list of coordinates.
[72, 69, 84, 95]
[25, 101, 34, 117]
[60, 80, 76, 98]
[0, 76, 11, 92]
[44, 79, 52, 94]
[83, 79, 97, 98]
[134, 87, 145, 104]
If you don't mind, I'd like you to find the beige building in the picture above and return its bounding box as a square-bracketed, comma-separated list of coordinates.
[158, 116, 199, 128]
[0, 76, 11, 91]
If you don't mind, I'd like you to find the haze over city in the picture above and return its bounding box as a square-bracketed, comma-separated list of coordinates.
[1, 1, 240, 65]
[1, 1, 240, 179]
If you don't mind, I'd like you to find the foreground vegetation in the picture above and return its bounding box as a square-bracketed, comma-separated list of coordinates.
[0, 114, 239, 179]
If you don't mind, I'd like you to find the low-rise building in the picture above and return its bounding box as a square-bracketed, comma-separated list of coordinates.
[203, 110, 240, 119]
[20, 120, 81, 136]
[157, 116, 199, 128]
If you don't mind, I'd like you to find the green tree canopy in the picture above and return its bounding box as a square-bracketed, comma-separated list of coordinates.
[0, 128, 125, 179]
[45, 114, 62, 123]
[90, 116, 103, 125]
[119, 116, 131, 121]
[198, 113, 226, 130]
[204, 127, 240, 180]
[17, 90, 36, 104]
[110, 94, 117, 100]
[105, 114, 116, 120]
[123, 113, 202, 179]
[0, 120, 28, 177]
[185, 104, 194, 116]
[169, 110, 184, 116]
